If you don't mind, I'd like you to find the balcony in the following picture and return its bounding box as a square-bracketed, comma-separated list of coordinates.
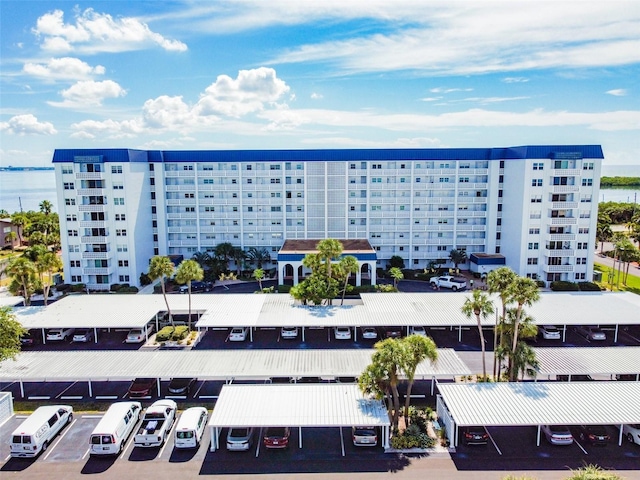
[545, 249, 575, 257]
[77, 188, 105, 196]
[78, 204, 106, 212]
[81, 236, 108, 243]
[167, 213, 197, 220]
[551, 185, 579, 193]
[543, 264, 574, 273]
[79, 221, 106, 228]
[546, 234, 576, 242]
[550, 217, 577, 225]
[168, 240, 199, 247]
[82, 251, 111, 260]
[76, 172, 103, 180]
[551, 168, 581, 176]
[456, 224, 487, 231]
[552, 202, 578, 209]
[164, 170, 196, 177]
[83, 266, 115, 276]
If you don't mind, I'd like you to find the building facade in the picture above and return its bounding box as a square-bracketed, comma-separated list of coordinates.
[53, 146, 603, 290]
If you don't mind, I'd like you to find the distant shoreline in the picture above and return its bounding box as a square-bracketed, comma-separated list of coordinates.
[0, 166, 54, 171]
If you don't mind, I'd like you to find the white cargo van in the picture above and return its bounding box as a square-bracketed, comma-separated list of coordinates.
[89, 401, 142, 456]
[10, 405, 73, 458]
[174, 407, 208, 449]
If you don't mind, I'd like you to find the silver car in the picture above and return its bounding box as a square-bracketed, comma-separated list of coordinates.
[226, 427, 254, 451]
[541, 425, 574, 445]
[575, 325, 606, 341]
[352, 426, 378, 446]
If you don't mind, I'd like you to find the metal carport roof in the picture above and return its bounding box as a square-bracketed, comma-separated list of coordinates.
[437, 382, 640, 427]
[534, 346, 640, 378]
[207, 383, 391, 451]
[0, 348, 470, 383]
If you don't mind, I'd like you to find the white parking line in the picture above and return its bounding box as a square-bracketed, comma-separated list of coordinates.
[42, 417, 77, 460]
[255, 428, 263, 457]
[82, 447, 91, 460]
[486, 428, 502, 455]
[574, 439, 589, 455]
[192, 381, 205, 398]
[120, 428, 138, 459]
[158, 417, 178, 458]
[339, 427, 345, 457]
[56, 381, 78, 399]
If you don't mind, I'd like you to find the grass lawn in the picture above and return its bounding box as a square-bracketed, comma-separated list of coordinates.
[594, 262, 640, 295]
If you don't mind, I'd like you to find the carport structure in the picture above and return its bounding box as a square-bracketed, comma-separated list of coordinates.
[0, 348, 471, 398]
[207, 383, 390, 453]
[534, 346, 640, 381]
[436, 382, 640, 448]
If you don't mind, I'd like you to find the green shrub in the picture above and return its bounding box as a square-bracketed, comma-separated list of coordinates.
[376, 284, 397, 293]
[536, 280, 546, 288]
[578, 281, 602, 291]
[172, 325, 189, 340]
[278, 284, 292, 293]
[415, 273, 430, 281]
[400, 269, 416, 280]
[110, 284, 122, 292]
[550, 281, 580, 291]
[139, 272, 151, 286]
[55, 283, 71, 292]
[70, 283, 87, 292]
[156, 326, 174, 342]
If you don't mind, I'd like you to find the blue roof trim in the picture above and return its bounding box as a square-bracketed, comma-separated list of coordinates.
[278, 253, 377, 262]
[53, 146, 604, 164]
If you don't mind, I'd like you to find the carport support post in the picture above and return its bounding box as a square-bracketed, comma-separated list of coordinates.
[93, 327, 98, 344]
[157, 378, 161, 397]
[88, 380, 93, 397]
[536, 425, 541, 446]
[250, 327, 253, 342]
[19, 380, 24, 398]
[614, 324, 619, 343]
[458, 325, 462, 342]
[618, 424, 623, 446]
[302, 327, 305, 342]
[299, 426, 302, 448]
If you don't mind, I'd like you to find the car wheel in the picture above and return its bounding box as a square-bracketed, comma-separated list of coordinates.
[42, 441, 48, 452]
[452, 286, 458, 291]
[628, 433, 634, 443]
[67, 413, 73, 424]
[430, 282, 436, 287]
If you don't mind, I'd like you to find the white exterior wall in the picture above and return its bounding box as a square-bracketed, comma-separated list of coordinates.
[55, 150, 601, 289]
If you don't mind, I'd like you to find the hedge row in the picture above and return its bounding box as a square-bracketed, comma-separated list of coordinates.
[156, 325, 191, 342]
[550, 281, 602, 291]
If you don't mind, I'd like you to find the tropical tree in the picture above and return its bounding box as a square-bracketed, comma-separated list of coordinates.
[487, 266, 518, 380]
[389, 267, 404, 290]
[461, 289, 495, 380]
[5, 256, 37, 305]
[231, 247, 246, 277]
[291, 239, 343, 306]
[246, 247, 270, 269]
[365, 338, 405, 430]
[253, 268, 265, 291]
[0, 307, 26, 364]
[175, 259, 204, 331]
[358, 362, 394, 425]
[337, 255, 359, 305]
[10, 212, 29, 244]
[39, 200, 54, 216]
[596, 220, 613, 253]
[148, 256, 176, 326]
[401, 335, 438, 423]
[34, 252, 62, 306]
[505, 277, 540, 381]
[317, 238, 343, 280]
[388, 255, 405, 270]
[4, 231, 17, 250]
[449, 249, 468, 272]
[214, 242, 235, 271]
[498, 309, 539, 381]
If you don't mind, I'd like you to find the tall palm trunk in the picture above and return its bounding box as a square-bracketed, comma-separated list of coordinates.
[476, 312, 487, 379]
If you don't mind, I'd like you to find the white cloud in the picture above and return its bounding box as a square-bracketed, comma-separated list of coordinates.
[420, 97, 442, 102]
[606, 89, 628, 96]
[263, 2, 640, 75]
[460, 96, 530, 105]
[23, 57, 105, 81]
[195, 67, 290, 117]
[310, 92, 323, 99]
[301, 136, 443, 148]
[48, 80, 126, 108]
[430, 88, 473, 94]
[0, 114, 57, 135]
[33, 8, 187, 54]
[503, 77, 529, 83]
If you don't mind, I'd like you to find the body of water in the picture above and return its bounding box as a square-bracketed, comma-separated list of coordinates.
[0, 167, 638, 215]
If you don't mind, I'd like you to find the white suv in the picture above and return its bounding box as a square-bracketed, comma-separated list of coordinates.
[46, 328, 75, 341]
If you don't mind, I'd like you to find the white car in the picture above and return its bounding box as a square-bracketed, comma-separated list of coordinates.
[72, 329, 94, 343]
[334, 327, 352, 340]
[126, 324, 154, 344]
[409, 326, 427, 337]
[280, 326, 299, 339]
[538, 325, 561, 340]
[229, 327, 248, 342]
[541, 425, 574, 445]
[46, 328, 75, 341]
[621, 424, 640, 446]
[575, 325, 606, 341]
[361, 327, 378, 340]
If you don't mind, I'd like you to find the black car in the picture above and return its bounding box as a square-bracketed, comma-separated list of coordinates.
[577, 425, 610, 446]
[384, 327, 403, 339]
[462, 426, 489, 445]
[179, 281, 213, 293]
[20, 329, 36, 347]
[168, 377, 197, 394]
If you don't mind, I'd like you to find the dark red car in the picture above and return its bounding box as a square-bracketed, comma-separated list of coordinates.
[263, 427, 291, 449]
[127, 378, 157, 398]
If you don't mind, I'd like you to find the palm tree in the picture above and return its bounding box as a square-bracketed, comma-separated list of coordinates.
[5, 256, 37, 305]
[4, 231, 17, 250]
[10, 213, 29, 245]
[148, 256, 176, 326]
[487, 266, 517, 380]
[358, 362, 394, 425]
[401, 335, 437, 423]
[505, 277, 540, 381]
[253, 268, 265, 291]
[34, 252, 62, 306]
[365, 338, 405, 430]
[449, 249, 468, 272]
[246, 247, 270, 269]
[175, 259, 204, 331]
[499, 309, 539, 381]
[231, 247, 246, 277]
[461, 290, 495, 380]
[596, 222, 613, 253]
[39, 200, 54, 216]
[389, 267, 404, 290]
[338, 255, 359, 305]
[214, 242, 235, 271]
[316, 238, 343, 280]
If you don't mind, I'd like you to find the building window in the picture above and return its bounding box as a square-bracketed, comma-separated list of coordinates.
[115, 213, 126, 221]
[66, 214, 77, 222]
[116, 229, 127, 236]
[414, 246, 419, 252]
[583, 162, 594, 170]
[114, 198, 125, 205]
[531, 195, 542, 203]
[579, 228, 589, 234]
[439, 177, 449, 183]
[67, 230, 78, 237]
[527, 258, 538, 265]
[185, 207, 195, 212]
[204, 179, 214, 184]
[65, 198, 76, 206]
[533, 162, 544, 170]
[270, 178, 281, 184]
[119, 275, 130, 282]
[111, 165, 123, 174]
[582, 178, 593, 186]
[271, 206, 281, 212]
[63, 182, 75, 190]
[118, 260, 129, 267]
[532, 179, 543, 186]
[581, 195, 592, 203]
[459, 177, 469, 183]
[113, 183, 124, 190]
[117, 244, 128, 252]
[528, 242, 539, 250]
[529, 228, 540, 234]
[577, 242, 588, 249]
[71, 275, 82, 283]
[437, 245, 447, 251]
[68, 244, 79, 253]
[579, 211, 591, 218]
[270, 164, 281, 170]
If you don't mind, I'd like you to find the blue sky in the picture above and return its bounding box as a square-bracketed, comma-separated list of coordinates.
[1, 0, 639, 168]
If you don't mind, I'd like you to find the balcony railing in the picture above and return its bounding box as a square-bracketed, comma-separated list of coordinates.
[543, 264, 574, 273]
[81, 251, 111, 260]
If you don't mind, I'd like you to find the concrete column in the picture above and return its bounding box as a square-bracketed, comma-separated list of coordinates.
[370, 262, 377, 285]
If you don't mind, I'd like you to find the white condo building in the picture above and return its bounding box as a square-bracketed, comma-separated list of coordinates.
[53, 146, 603, 290]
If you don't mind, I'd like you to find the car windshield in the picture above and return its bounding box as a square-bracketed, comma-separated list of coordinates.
[266, 427, 287, 437]
[230, 428, 250, 438]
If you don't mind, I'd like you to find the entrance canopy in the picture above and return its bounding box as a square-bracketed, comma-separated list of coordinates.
[207, 383, 390, 451]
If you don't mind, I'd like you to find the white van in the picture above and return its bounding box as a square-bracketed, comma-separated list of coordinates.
[10, 405, 73, 458]
[174, 407, 208, 449]
[89, 401, 142, 456]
